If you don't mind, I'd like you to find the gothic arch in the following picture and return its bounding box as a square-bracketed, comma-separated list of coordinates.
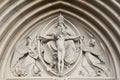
[0, 0, 119, 80]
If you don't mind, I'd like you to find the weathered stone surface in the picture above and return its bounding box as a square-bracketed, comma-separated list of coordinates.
[0, 1, 119, 80]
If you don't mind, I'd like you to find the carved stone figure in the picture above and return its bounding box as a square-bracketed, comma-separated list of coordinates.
[37, 14, 80, 74]
[11, 37, 41, 77]
[79, 38, 110, 77]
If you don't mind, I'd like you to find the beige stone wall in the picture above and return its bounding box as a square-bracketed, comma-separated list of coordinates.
[0, 0, 120, 80]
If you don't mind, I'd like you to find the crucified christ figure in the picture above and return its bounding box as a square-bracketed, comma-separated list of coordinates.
[38, 21, 80, 73]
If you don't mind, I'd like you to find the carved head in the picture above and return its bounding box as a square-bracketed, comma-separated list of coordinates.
[56, 14, 67, 32]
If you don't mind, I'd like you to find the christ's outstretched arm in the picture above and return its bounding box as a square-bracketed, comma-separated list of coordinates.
[65, 35, 81, 41]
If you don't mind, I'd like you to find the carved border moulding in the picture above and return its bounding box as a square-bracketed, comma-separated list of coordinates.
[67, 77, 115, 80]
[8, 14, 114, 79]
[6, 77, 54, 80]
[6, 77, 115, 80]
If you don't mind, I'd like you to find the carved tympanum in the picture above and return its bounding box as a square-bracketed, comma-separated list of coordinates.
[10, 14, 111, 77]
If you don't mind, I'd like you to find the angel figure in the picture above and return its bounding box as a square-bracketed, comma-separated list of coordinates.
[11, 37, 41, 77]
[79, 38, 111, 77]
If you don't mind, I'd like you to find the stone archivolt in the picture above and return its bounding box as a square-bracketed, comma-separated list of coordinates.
[0, 0, 119, 80]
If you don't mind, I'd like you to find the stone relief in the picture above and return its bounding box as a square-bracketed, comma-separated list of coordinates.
[11, 37, 41, 77]
[10, 14, 111, 78]
[37, 14, 81, 75]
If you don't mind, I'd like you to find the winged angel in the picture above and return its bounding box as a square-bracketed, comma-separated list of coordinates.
[11, 37, 41, 77]
[11, 14, 110, 77]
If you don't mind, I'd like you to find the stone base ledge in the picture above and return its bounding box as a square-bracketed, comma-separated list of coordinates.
[6, 77, 115, 80]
